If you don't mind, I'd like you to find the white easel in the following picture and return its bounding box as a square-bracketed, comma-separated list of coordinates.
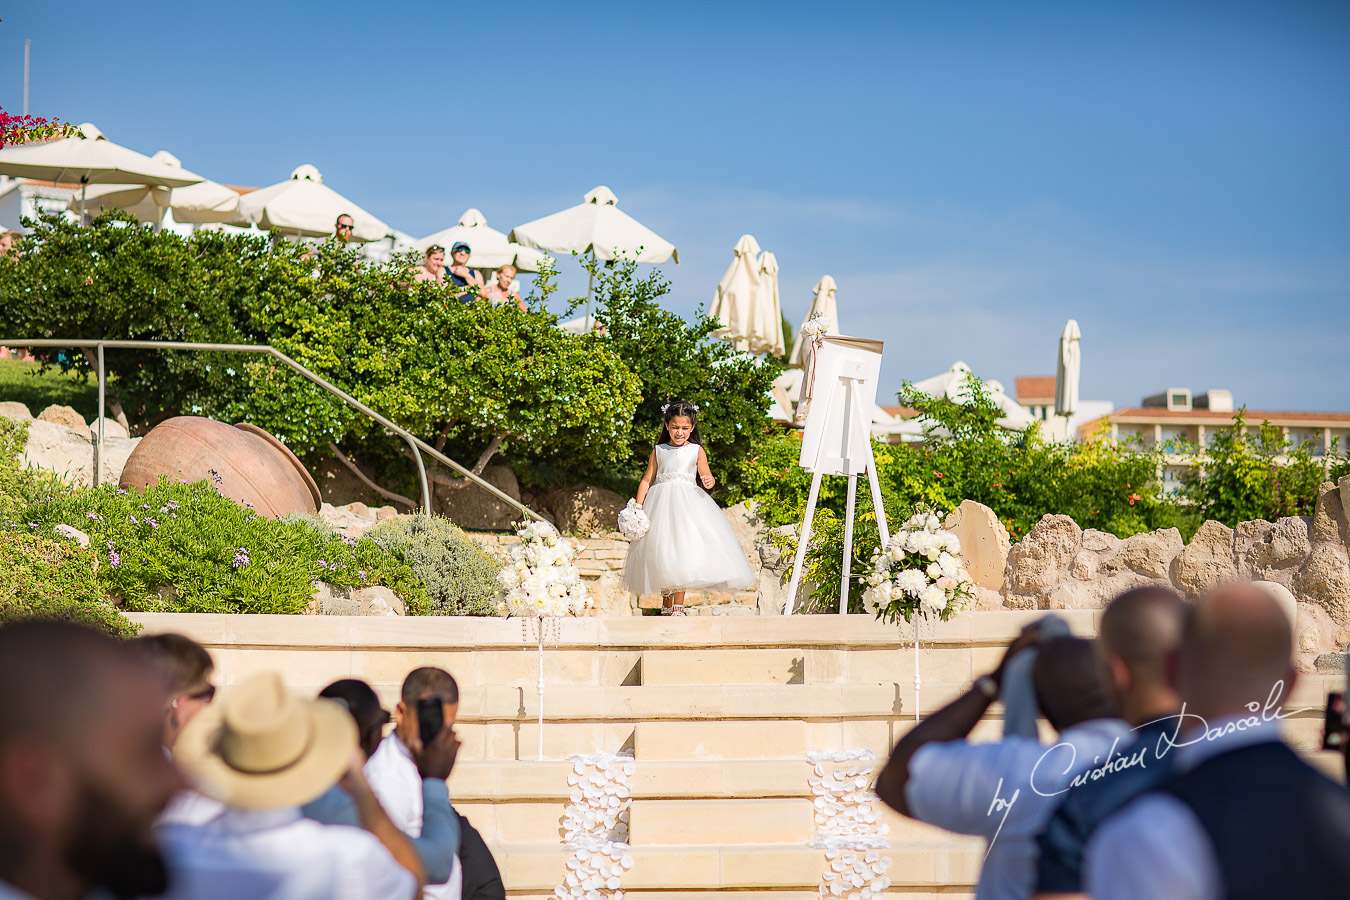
[785, 336, 889, 615]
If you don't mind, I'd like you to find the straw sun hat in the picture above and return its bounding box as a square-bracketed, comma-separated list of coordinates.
[175, 671, 356, 809]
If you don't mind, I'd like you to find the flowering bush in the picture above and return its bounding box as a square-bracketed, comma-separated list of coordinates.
[0, 109, 80, 147]
[616, 499, 649, 541]
[861, 513, 975, 624]
[496, 520, 590, 617]
[0, 531, 137, 637]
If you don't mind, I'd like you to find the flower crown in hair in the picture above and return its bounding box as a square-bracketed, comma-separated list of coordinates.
[660, 402, 699, 414]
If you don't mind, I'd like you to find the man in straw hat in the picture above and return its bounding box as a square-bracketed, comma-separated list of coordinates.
[160, 671, 424, 899]
[0, 621, 186, 900]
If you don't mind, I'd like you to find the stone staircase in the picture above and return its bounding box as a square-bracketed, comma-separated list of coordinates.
[129, 612, 1343, 899]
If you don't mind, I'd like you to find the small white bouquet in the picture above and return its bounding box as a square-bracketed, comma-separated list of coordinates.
[496, 520, 591, 617]
[862, 512, 975, 624]
[799, 313, 832, 341]
[616, 499, 650, 541]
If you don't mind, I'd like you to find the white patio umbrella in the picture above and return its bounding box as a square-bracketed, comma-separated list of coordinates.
[237, 164, 389, 242]
[710, 235, 761, 351]
[1055, 319, 1081, 417]
[419, 208, 550, 272]
[788, 275, 840, 366]
[910, 361, 1037, 431]
[68, 150, 246, 227]
[751, 250, 785, 356]
[510, 186, 678, 327]
[0, 123, 203, 220]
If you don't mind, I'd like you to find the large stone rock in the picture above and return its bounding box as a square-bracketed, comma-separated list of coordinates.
[1246, 516, 1311, 580]
[87, 417, 129, 440]
[310, 582, 406, 615]
[1170, 520, 1236, 597]
[1045, 571, 1156, 610]
[1292, 544, 1350, 625]
[1101, 528, 1184, 580]
[351, 586, 405, 616]
[21, 419, 93, 485]
[723, 501, 767, 567]
[548, 484, 627, 536]
[942, 500, 1011, 592]
[1004, 514, 1082, 601]
[585, 573, 635, 616]
[0, 401, 33, 423]
[37, 404, 88, 432]
[1080, 529, 1123, 554]
[319, 501, 397, 537]
[435, 464, 523, 531]
[1309, 481, 1349, 547]
[1233, 520, 1276, 579]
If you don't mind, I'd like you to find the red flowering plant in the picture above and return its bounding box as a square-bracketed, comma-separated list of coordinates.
[0, 108, 80, 148]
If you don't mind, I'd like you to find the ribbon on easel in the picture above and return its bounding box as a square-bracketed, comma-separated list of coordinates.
[794, 330, 827, 425]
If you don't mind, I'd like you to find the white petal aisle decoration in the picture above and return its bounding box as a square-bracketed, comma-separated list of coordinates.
[860, 511, 975, 721]
[806, 750, 892, 899]
[556, 752, 635, 900]
[496, 520, 592, 759]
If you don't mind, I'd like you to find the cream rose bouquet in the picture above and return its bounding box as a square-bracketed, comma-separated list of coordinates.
[862, 512, 975, 624]
[616, 499, 650, 541]
[497, 520, 591, 617]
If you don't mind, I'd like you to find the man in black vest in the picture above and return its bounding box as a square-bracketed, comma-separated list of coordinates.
[1085, 582, 1350, 899]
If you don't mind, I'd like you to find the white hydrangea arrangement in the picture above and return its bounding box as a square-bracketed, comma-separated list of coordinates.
[496, 520, 591, 617]
[616, 499, 649, 541]
[862, 512, 975, 624]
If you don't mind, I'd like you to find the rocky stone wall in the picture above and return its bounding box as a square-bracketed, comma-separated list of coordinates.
[3, 401, 141, 486]
[998, 477, 1350, 670]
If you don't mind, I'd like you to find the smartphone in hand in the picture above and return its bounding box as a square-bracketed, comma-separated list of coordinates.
[416, 696, 444, 745]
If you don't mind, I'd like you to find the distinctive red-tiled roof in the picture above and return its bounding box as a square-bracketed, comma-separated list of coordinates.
[1078, 407, 1350, 439]
[879, 404, 919, 419]
[1015, 376, 1056, 402]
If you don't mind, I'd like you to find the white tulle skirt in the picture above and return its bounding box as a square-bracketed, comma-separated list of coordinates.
[623, 481, 757, 596]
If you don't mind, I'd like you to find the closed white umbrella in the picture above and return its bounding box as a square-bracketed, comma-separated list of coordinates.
[510, 186, 678, 327]
[68, 150, 247, 226]
[1055, 319, 1081, 417]
[237, 164, 390, 242]
[710, 235, 761, 351]
[751, 250, 785, 356]
[418, 208, 551, 272]
[789, 275, 840, 366]
[0, 123, 202, 219]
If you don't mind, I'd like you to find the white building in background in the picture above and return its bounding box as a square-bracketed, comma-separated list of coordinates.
[1013, 375, 1115, 442]
[0, 176, 79, 231]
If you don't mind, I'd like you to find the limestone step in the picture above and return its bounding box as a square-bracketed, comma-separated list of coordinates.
[490, 841, 982, 892]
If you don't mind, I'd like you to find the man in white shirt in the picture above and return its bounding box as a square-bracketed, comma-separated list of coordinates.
[366, 666, 466, 900]
[875, 630, 1130, 900]
[162, 671, 421, 900]
[0, 621, 186, 900]
[1085, 582, 1350, 899]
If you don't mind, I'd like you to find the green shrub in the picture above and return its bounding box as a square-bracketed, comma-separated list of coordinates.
[0, 417, 72, 524]
[366, 514, 501, 616]
[23, 480, 429, 615]
[0, 530, 138, 638]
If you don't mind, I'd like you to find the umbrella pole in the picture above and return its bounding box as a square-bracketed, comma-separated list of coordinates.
[585, 253, 595, 331]
[80, 181, 88, 226]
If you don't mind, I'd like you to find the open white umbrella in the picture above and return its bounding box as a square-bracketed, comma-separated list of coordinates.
[68, 150, 247, 227]
[789, 275, 840, 366]
[751, 250, 785, 356]
[0, 123, 203, 219]
[1055, 319, 1081, 417]
[910, 361, 1037, 431]
[510, 186, 678, 326]
[710, 235, 761, 351]
[418, 208, 551, 272]
[237, 164, 389, 242]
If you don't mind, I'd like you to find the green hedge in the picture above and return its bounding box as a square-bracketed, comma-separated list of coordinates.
[0, 530, 137, 637]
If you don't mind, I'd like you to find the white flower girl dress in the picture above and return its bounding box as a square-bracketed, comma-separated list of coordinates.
[623, 442, 756, 595]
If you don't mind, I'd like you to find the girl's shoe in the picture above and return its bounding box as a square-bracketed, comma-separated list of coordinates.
[670, 603, 686, 616]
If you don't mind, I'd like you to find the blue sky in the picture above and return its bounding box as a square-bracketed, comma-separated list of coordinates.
[6, 1, 1349, 410]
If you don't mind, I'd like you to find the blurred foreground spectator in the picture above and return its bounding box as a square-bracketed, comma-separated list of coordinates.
[875, 629, 1128, 900]
[159, 671, 421, 899]
[1085, 583, 1350, 899]
[1033, 585, 1186, 898]
[0, 621, 185, 899]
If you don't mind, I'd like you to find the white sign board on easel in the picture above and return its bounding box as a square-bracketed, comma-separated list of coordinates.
[785, 335, 890, 615]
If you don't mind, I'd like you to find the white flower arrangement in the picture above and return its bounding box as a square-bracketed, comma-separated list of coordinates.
[616, 499, 650, 541]
[800, 313, 832, 341]
[861, 512, 975, 624]
[496, 520, 591, 617]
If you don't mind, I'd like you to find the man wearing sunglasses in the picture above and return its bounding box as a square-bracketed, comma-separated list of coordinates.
[335, 213, 356, 243]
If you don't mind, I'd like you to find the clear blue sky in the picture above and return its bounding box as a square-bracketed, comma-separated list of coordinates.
[7, 1, 1349, 410]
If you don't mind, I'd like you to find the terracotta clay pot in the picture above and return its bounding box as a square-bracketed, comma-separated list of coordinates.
[119, 417, 320, 519]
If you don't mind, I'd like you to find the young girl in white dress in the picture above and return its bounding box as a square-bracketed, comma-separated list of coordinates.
[623, 400, 756, 615]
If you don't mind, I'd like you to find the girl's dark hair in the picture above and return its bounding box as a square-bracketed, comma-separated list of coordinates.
[658, 399, 703, 446]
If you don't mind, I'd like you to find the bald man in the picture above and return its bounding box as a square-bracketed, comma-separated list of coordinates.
[1034, 585, 1187, 899]
[875, 628, 1128, 900]
[1085, 582, 1350, 899]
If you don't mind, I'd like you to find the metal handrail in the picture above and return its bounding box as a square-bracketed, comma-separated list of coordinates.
[0, 338, 545, 522]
